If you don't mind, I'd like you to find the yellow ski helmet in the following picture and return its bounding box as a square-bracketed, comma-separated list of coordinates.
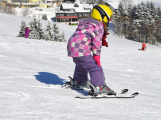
[91, 4, 115, 26]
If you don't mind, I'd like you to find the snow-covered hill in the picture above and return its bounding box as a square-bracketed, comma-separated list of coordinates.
[15, 7, 57, 21]
[0, 13, 161, 120]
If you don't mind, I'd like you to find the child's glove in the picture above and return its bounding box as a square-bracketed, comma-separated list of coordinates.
[93, 55, 101, 67]
[102, 33, 109, 47]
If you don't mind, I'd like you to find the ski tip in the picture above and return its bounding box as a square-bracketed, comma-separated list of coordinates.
[68, 76, 72, 79]
[131, 92, 139, 97]
[121, 89, 128, 94]
[75, 96, 85, 99]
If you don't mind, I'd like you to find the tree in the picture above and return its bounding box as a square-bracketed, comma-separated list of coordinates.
[42, 14, 47, 20]
[18, 20, 26, 37]
[56, 34, 62, 42]
[0, 4, 17, 15]
[124, 4, 134, 39]
[114, 0, 161, 45]
[18, 17, 67, 42]
[21, 7, 32, 17]
[29, 18, 40, 40]
[53, 23, 60, 41]
[120, 0, 133, 9]
[45, 22, 53, 41]
[37, 20, 44, 40]
[114, 2, 125, 37]
[60, 31, 66, 42]
[157, 7, 161, 19]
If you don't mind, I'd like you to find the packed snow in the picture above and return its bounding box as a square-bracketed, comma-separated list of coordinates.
[0, 13, 161, 120]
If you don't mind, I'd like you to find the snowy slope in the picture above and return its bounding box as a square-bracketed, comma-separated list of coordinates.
[0, 13, 161, 120]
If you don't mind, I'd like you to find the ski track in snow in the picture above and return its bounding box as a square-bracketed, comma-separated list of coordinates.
[0, 13, 161, 120]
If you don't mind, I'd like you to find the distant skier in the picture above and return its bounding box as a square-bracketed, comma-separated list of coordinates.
[67, 4, 115, 96]
[25, 26, 30, 38]
[142, 42, 146, 51]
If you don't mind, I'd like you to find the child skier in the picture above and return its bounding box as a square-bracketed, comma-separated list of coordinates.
[67, 4, 115, 96]
[142, 42, 146, 51]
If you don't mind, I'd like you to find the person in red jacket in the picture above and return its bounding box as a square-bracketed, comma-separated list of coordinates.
[142, 42, 146, 51]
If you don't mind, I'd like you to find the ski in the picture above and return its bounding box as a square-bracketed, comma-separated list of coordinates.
[63, 76, 128, 92]
[63, 76, 139, 99]
[75, 92, 139, 99]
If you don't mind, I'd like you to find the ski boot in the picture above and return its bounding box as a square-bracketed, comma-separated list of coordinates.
[88, 84, 116, 96]
[62, 76, 91, 90]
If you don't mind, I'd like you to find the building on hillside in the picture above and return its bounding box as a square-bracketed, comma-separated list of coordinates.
[39, 3, 47, 8]
[63, 0, 75, 3]
[44, 0, 54, 8]
[3, 0, 40, 8]
[2, 0, 62, 8]
[1, 0, 6, 6]
[55, 2, 93, 23]
[40, 0, 62, 8]
[1, 0, 11, 6]
[53, 0, 62, 7]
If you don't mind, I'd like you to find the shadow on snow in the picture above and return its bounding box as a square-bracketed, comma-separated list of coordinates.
[34, 72, 88, 95]
[34, 72, 65, 85]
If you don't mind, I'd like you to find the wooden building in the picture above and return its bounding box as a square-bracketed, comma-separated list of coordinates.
[56, 2, 93, 22]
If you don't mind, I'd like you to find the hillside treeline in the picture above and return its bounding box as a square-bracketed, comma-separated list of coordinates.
[114, 1, 161, 45]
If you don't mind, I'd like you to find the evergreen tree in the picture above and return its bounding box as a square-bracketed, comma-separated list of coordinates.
[60, 31, 66, 42]
[146, 1, 153, 25]
[118, 2, 125, 16]
[53, 23, 60, 41]
[125, 4, 134, 40]
[45, 21, 53, 41]
[150, 1, 157, 23]
[42, 14, 47, 20]
[56, 34, 62, 42]
[157, 7, 161, 19]
[37, 20, 44, 40]
[114, 2, 125, 37]
[114, 0, 161, 45]
[134, 4, 142, 25]
[29, 18, 40, 40]
[18, 20, 26, 37]
[18, 18, 67, 42]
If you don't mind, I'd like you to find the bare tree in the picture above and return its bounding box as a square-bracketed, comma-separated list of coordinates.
[0, 4, 3, 13]
[21, 7, 32, 17]
[1, 4, 17, 15]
